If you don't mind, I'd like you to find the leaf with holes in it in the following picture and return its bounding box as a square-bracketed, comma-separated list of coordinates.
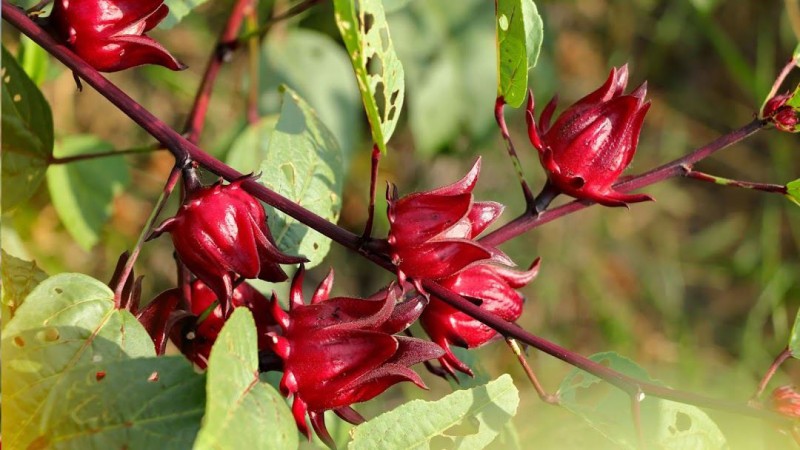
[246, 86, 343, 268]
[495, 0, 543, 108]
[349, 374, 519, 450]
[46, 135, 131, 250]
[194, 308, 297, 450]
[786, 178, 800, 207]
[1, 45, 54, 212]
[40, 357, 206, 449]
[160, 0, 210, 28]
[1, 249, 47, 328]
[558, 352, 726, 449]
[1, 273, 155, 450]
[333, 0, 405, 154]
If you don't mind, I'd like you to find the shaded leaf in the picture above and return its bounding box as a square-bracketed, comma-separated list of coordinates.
[46, 135, 131, 250]
[558, 352, 726, 449]
[226, 115, 278, 174]
[249, 87, 343, 268]
[18, 35, 50, 86]
[1, 249, 47, 328]
[349, 374, 519, 450]
[333, 0, 405, 154]
[789, 307, 800, 358]
[194, 308, 297, 450]
[41, 357, 206, 449]
[160, 0, 210, 28]
[1, 45, 53, 212]
[2, 273, 155, 449]
[261, 29, 362, 166]
[495, 0, 543, 108]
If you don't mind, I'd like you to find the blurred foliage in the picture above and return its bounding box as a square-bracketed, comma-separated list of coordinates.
[3, 0, 800, 448]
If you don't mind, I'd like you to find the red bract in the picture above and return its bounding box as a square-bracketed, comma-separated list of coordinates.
[267, 266, 444, 448]
[151, 177, 306, 314]
[772, 385, 800, 419]
[386, 158, 512, 287]
[526, 64, 653, 207]
[49, 0, 185, 72]
[420, 259, 540, 376]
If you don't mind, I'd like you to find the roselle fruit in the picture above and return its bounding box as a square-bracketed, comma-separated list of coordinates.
[151, 176, 306, 314]
[267, 266, 443, 448]
[772, 385, 800, 419]
[762, 93, 799, 132]
[49, 0, 185, 72]
[420, 260, 540, 376]
[386, 158, 513, 287]
[526, 64, 653, 207]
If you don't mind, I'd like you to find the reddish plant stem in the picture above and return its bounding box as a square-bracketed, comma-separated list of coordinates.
[480, 118, 768, 247]
[753, 347, 793, 400]
[49, 145, 164, 165]
[762, 56, 799, 117]
[238, 0, 327, 43]
[506, 338, 559, 404]
[495, 97, 535, 207]
[362, 144, 381, 239]
[183, 0, 253, 143]
[683, 167, 788, 194]
[3, 3, 787, 424]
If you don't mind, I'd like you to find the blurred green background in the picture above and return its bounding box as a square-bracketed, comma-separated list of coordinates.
[3, 0, 800, 447]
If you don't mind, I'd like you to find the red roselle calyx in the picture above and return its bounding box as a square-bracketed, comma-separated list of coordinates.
[49, 0, 186, 72]
[420, 259, 540, 376]
[386, 157, 513, 289]
[771, 385, 800, 419]
[267, 266, 444, 448]
[150, 175, 306, 315]
[762, 93, 799, 132]
[527, 64, 653, 207]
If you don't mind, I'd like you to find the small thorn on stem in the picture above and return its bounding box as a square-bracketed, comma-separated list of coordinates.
[506, 338, 559, 405]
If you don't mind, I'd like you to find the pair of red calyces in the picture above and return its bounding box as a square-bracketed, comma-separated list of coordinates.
[48, 0, 185, 72]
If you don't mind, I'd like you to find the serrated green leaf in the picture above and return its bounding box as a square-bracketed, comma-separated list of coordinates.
[333, 0, 405, 154]
[246, 87, 343, 268]
[46, 135, 131, 250]
[261, 29, 362, 167]
[349, 374, 519, 450]
[786, 178, 800, 207]
[41, 357, 206, 449]
[160, 0, 210, 29]
[495, 0, 543, 108]
[18, 35, 49, 86]
[1, 249, 47, 327]
[2, 273, 155, 450]
[558, 352, 726, 449]
[194, 308, 297, 450]
[1, 45, 54, 212]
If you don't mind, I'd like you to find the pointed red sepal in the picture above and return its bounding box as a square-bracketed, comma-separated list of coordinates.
[311, 269, 334, 304]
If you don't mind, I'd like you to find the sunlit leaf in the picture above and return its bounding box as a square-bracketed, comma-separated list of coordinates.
[246, 87, 344, 268]
[333, 0, 405, 154]
[558, 352, 726, 449]
[495, 0, 543, 108]
[1, 249, 47, 327]
[46, 135, 131, 250]
[349, 374, 519, 450]
[160, 0, 210, 29]
[2, 274, 155, 449]
[18, 35, 49, 86]
[1, 45, 53, 212]
[786, 179, 800, 207]
[194, 308, 297, 450]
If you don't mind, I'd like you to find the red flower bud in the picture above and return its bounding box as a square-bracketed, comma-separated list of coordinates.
[386, 158, 513, 287]
[762, 93, 799, 132]
[49, 0, 185, 72]
[420, 259, 540, 376]
[151, 177, 306, 315]
[267, 266, 444, 448]
[772, 385, 800, 419]
[527, 65, 653, 207]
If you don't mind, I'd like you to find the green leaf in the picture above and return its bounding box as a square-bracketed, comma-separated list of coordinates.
[558, 352, 726, 449]
[2, 273, 155, 450]
[40, 357, 206, 449]
[786, 178, 800, 207]
[1, 249, 47, 328]
[261, 29, 362, 166]
[46, 135, 131, 250]
[18, 35, 50, 86]
[225, 115, 278, 174]
[333, 0, 405, 154]
[194, 308, 297, 450]
[788, 308, 800, 358]
[495, 0, 544, 108]
[1, 45, 54, 212]
[247, 87, 344, 268]
[160, 0, 210, 29]
[349, 374, 519, 450]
